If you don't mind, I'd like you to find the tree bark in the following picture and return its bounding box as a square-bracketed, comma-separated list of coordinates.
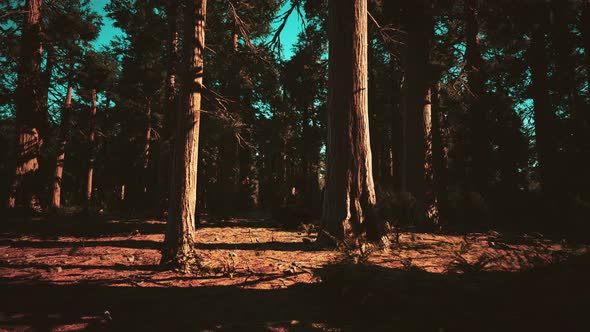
[161, 0, 206, 270]
[8, 0, 44, 209]
[321, 0, 388, 245]
[85, 89, 97, 210]
[51, 85, 73, 209]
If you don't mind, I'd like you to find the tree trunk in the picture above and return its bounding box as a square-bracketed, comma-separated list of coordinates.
[8, 0, 44, 209]
[42, 45, 55, 118]
[530, 10, 558, 195]
[401, 1, 432, 227]
[431, 82, 449, 227]
[464, 0, 490, 194]
[321, 0, 388, 245]
[161, 0, 206, 270]
[142, 99, 152, 196]
[423, 87, 439, 226]
[51, 85, 73, 209]
[85, 89, 97, 210]
[156, 3, 179, 216]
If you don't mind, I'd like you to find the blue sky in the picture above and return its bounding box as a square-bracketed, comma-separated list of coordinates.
[90, 1, 303, 59]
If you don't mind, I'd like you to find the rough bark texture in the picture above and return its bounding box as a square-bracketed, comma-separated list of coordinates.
[464, 0, 490, 194]
[8, 0, 44, 209]
[322, 0, 387, 244]
[51, 85, 73, 209]
[161, 0, 206, 270]
[85, 89, 97, 209]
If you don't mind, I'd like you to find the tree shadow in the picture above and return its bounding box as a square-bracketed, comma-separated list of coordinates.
[196, 241, 325, 252]
[0, 239, 162, 250]
[0, 215, 166, 239]
[1, 252, 589, 331]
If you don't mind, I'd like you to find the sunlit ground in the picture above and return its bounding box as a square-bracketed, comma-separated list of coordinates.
[1, 216, 589, 330]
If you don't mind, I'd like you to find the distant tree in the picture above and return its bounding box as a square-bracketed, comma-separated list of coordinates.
[77, 51, 118, 210]
[51, 84, 73, 209]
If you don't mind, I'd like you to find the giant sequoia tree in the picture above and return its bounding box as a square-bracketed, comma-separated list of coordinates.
[321, 0, 388, 245]
[161, 0, 207, 269]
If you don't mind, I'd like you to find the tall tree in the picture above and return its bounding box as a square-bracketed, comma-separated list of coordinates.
[464, 0, 491, 195]
[7, 0, 44, 209]
[529, 4, 558, 196]
[85, 88, 97, 209]
[321, 0, 388, 245]
[161, 0, 207, 269]
[51, 85, 73, 209]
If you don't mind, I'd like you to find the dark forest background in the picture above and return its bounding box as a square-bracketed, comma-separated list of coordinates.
[1, 0, 589, 238]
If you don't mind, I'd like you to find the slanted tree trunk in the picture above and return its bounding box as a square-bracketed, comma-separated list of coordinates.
[321, 0, 388, 245]
[8, 0, 44, 209]
[161, 0, 206, 270]
[464, 0, 490, 194]
[51, 85, 73, 209]
[85, 89, 97, 210]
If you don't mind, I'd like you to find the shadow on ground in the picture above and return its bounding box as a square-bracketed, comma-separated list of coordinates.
[1, 215, 590, 330]
[1, 254, 590, 331]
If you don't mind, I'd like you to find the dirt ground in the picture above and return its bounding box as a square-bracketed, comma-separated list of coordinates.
[1, 215, 590, 331]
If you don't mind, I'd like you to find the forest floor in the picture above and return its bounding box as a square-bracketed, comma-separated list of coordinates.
[1, 214, 590, 331]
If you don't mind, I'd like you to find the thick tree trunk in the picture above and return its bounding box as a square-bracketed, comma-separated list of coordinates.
[161, 0, 206, 270]
[85, 89, 97, 209]
[464, 0, 490, 194]
[321, 0, 388, 245]
[51, 85, 73, 209]
[8, 0, 44, 209]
